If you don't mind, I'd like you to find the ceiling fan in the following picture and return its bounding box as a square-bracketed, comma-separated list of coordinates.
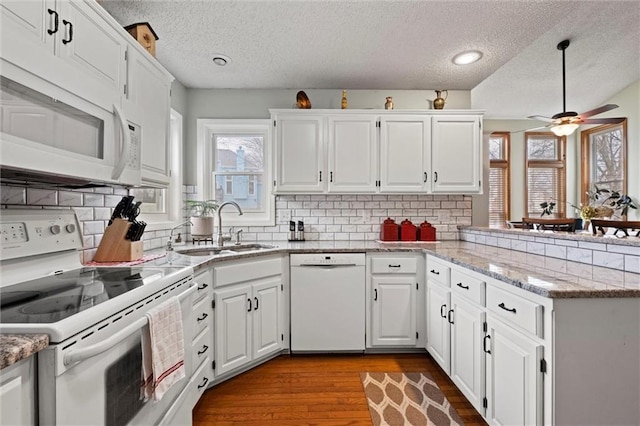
[524, 39, 625, 136]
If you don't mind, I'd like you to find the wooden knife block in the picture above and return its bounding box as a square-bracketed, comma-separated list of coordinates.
[94, 218, 144, 262]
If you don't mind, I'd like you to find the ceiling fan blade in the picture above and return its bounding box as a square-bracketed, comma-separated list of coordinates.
[578, 104, 619, 119]
[527, 115, 555, 123]
[580, 117, 625, 125]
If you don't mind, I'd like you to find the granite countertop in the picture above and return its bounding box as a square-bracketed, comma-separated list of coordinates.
[0, 334, 48, 370]
[3, 238, 638, 368]
[149, 240, 640, 299]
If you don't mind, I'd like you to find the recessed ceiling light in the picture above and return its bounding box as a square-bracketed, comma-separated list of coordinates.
[452, 50, 483, 65]
[212, 54, 231, 66]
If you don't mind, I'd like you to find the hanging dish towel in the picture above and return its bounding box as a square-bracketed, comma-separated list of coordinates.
[141, 296, 186, 402]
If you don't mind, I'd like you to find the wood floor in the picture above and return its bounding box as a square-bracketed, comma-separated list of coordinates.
[193, 353, 487, 425]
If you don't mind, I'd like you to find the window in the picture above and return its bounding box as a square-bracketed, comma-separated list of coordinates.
[197, 119, 274, 226]
[580, 121, 627, 204]
[525, 132, 566, 217]
[489, 132, 510, 227]
[129, 109, 183, 229]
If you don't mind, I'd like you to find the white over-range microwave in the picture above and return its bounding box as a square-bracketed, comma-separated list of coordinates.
[0, 71, 141, 187]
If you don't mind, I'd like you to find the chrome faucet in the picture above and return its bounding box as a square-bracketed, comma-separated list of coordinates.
[217, 201, 243, 246]
[167, 221, 192, 251]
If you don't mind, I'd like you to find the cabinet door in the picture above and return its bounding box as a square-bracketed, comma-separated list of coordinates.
[371, 276, 417, 346]
[450, 294, 485, 414]
[426, 281, 451, 372]
[431, 115, 482, 194]
[0, 0, 55, 80]
[214, 285, 252, 376]
[0, 357, 35, 426]
[379, 115, 430, 192]
[252, 278, 282, 359]
[126, 48, 172, 185]
[485, 317, 543, 426]
[327, 115, 378, 193]
[0, 0, 125, 112]
[274, 114, 325, 193]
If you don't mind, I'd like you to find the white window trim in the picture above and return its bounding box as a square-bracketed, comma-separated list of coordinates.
[196, 119, 274, 226]
[139, 108, 184, 231]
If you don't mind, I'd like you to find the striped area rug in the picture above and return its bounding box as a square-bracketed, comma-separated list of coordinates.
[361, 372, 464, 426]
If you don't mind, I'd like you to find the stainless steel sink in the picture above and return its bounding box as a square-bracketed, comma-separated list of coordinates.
[175, 243, 275, 257]
[227, 243, 275, 252]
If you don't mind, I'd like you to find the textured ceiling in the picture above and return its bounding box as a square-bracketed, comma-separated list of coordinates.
[101, 0, 640, 118]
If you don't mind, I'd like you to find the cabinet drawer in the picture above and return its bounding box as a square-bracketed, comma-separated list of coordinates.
[426, 256, 451, 287]
[451, 269, 484, 306]
[192, 296, 210, 337]
[189, 359, 211, 408]
[191, 327, 211, 370]
[371, 257, 417, 274]
[214, 257, 281, 287]
[487, 285, 543, 338]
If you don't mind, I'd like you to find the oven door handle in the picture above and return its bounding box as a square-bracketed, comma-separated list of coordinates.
[63, 285, 197, 367]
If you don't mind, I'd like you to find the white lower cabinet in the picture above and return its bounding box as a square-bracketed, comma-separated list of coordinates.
[0, 357, 35, 426]
[485, 316, 543, 426]
[367, 254, 423, 348]
[213, 256, 284, 377]
[426, 256, 485, 415]
[426, 280, 450, 370]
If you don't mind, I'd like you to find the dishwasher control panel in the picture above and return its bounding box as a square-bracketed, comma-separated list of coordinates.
[290, 253, 365, 266]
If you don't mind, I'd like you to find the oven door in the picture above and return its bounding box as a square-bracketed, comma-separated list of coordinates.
[38, 287, 195, 426]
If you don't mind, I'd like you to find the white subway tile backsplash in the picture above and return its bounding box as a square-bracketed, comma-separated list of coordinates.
[58, 191, 83, 206]
[1, 186, 26, 204]
[526, 242, 545, 255]
[84, 194, 104, 207]
[566, 247, 593, 264]
[27, 188, 57, 205]
[592, 251, 625, 270]
[624, 255, 640, 273]
[545, 244, 567, 259]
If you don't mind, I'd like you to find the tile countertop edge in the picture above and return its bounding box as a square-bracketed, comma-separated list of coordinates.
[0, 334, 49, 370]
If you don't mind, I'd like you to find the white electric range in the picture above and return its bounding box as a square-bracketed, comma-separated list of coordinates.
[0, 209, 196, 425]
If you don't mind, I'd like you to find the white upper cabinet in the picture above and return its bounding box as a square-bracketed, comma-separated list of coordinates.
[431, 115, 482, 194]
[379, 115, 430, 193]
[327, 115, 378, 193]
[271, 109, 483, 195]
[0, 0, 126, 111]
[124, 46, 173, 186]
[273, 113, 325, 193]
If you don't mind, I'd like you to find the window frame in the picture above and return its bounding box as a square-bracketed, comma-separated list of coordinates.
[196, 119, 274, 226]
[525, 132, 566, 218]
[580, 120, 627, 206]
[489, 132, 510, 228]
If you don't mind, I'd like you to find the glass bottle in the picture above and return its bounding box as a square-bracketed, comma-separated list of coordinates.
[341, 90, 348, 109]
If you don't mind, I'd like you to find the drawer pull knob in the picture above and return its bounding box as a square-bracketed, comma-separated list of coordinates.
[197, 345, 209, 355]
[430, 269, 440, 275]
[498, 302, 517, 314]
[196, 313, 209, 322]
[483, 335, 492, 354]
[456, 282, 469, 290]
[447, 309, 454, 324]
[440, 304, 447, 318]
[388, 264, 401, 268]
[197, 283, 209, 291]
[197, 377, 209, 389]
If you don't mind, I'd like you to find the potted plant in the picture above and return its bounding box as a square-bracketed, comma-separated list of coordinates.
[184, 199, 219, 237]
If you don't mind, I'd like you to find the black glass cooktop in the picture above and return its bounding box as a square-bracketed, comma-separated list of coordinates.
[0, 266, 182, 324]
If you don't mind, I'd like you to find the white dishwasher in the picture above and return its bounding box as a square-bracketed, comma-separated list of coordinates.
[290, 253, 366, 352]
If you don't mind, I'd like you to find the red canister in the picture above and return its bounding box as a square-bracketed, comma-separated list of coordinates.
[380, 218, 399, 241]
[400, 219, 417, 241]
[418, 221, 436, 241]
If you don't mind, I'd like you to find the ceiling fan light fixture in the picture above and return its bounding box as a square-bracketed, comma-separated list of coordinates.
[550, 123, 579, 136]
[452, 50, 483, 65]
